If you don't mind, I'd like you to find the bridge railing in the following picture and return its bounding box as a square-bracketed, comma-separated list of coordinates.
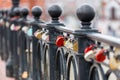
[0, 3, 120, 80]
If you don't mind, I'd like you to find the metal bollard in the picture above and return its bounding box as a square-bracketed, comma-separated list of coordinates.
[46, 4, 64, 80]
[30, 6, 43, 80]
[6, 9, 16, 77]
[0, 10, 4, 60]
[76, 4, 97, 80]
[2, 10, 9, 61]
[5, 10, 12, 62]
[0, 10, 6, 60]
[6, 7, 20, 78]
[6, 0, 20, 77]
[17, 8, 29, 80]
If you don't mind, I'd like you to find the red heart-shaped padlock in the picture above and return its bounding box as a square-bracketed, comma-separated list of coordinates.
[56, 36, 64, 47]
[84, 44, 95, 54]
[95, 49, 106, 62]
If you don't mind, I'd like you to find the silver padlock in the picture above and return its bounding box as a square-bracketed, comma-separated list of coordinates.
[42, 32, 49, 41]
[64, 38, 73, 49]
[22, 26, 29, 33]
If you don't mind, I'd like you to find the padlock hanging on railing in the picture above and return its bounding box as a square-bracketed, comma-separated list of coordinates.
[10, 24, 21, 31]
[84, 44, 96, 61]
[95, 49, 106, 62]
[55, 35, 78, 51]
[56, 35, 64, 47]
[27, 27, 33, 37]
[109, 56, 120, 70]
[5, 21, 10, 28]
[109, 47, 120, 70]
[64, 38, 74, 49]
[34, 30, 44, 40]
[0, 18, 5, 26]
[84, 44, 106, 62]
[21, 71, 29, 79]
[42, 31, 49, 41]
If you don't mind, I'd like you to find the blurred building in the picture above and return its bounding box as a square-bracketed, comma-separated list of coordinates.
[0, 0, 45, 10]
[101, 0, 120, 20]
[20, 0, 45, 9]
[0, 0, 12, 9]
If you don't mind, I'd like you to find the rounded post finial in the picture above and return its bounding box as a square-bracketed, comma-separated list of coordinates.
[8, 10, 14, 17]
[13, 7, 20, 16]
[21, 8, 29, 18]
[76, 4, 95, 23]
[32, 6, 42, 19]
[48, 4, 62, 20]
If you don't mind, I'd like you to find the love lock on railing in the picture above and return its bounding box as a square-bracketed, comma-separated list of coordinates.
[84, 44, 106, 62]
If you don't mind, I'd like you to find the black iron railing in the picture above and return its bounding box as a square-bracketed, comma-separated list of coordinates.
[0, 1, 120, 80]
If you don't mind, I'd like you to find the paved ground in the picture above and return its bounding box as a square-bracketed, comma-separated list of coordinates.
[0, 58, 14, 80]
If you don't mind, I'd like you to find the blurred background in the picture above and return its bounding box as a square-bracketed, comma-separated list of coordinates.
[0, 0, 120, 37]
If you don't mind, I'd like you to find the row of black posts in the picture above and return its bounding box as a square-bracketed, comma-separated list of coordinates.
[0, 4, 94, 80]
[0, 0, 120, 80]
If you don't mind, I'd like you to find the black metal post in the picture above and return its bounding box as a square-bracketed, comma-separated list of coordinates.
[31, 6, 43, 80]
[5, 10, 11, 61]
[18, 8, 29, 80]
[76, 4, 97, 80]
[6, 10, 15, 77]
[6, 0, 19, 77]
[2, 10, 9, 61]
[0, 10, 2, 57]
[0, 10, 5, 60]
[12, 7, 21, 80]
[5, 10, 13, 77]
[47, 5, 64, 80]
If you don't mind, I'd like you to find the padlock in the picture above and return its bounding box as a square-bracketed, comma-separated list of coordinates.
[22, 26, 29, 33]
[15, 25, 21, 31]
[84, 45, 96, 61]
[84, 45, 106, 62]
[64, 39, 73, 49]
[84, 50, 96, 62]
[10, 24, 15, 31]
[95, 49, 106, 62]
[0, 19, 4, 26]
[109, 51, 120, 70]
[27, 28, 32, 36]
[109, 56, 120, 70]
[6, 22, 10, 28]
[73, 40, 78, 52]
[42, 32, 49, 41]
[84, 45, 95, 53]
[34, 30, 43, 39]
[56, 36, 64, 47]
[114, 48, 120, 57]
[22, 71, 29, 79]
